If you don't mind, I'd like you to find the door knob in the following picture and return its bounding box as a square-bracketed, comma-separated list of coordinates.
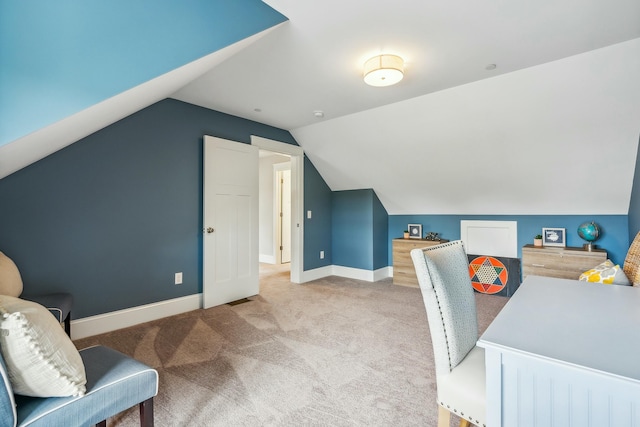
[206, 227, 214, 234]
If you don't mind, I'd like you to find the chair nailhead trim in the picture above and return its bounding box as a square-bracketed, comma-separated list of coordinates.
[442, 401, 483, 427]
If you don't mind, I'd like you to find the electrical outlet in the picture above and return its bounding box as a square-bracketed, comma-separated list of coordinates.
[320, 251, 324, 259]
[307, 210, 312, 219]
[175, 272, 183, 285]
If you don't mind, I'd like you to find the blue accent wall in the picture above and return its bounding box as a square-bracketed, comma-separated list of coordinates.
[389, 215, 629, 267]
[372, 191, 389, 270]
[332, 191, 372, 269]
[628, 139, 640, 241]
[0, 100, 635, 320]
[0, 99, 332, 318]
[304, 158, 332, 270]
[0, 0, 287, 145]
[332, 189, 388, 270]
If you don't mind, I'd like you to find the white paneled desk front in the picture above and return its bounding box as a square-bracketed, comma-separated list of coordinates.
[478, 275, 640, 427]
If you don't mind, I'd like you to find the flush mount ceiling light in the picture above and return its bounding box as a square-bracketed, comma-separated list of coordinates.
[363, 54, 404, 87]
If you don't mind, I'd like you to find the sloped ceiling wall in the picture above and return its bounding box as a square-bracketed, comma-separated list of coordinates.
[0, 1, 287, 178]
[293, 39, 640, 215]
[2, 2, 638, 219]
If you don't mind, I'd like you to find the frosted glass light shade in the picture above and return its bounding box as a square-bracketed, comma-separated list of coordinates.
[363, 54, 404, 87]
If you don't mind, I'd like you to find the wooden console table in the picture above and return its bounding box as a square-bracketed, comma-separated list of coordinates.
[392, 238, 448, 287]
[521, 244, 606, 280]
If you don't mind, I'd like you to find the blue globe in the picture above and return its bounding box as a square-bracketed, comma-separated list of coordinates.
[578, 221, 600, 243]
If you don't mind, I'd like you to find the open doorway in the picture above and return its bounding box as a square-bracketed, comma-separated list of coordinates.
[275, 163, 291, 265]
[251, 136, 304, 284]
[258, 151, 291, 270]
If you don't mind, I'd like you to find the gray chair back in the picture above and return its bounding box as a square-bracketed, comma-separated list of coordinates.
[411, 240, 478, 377]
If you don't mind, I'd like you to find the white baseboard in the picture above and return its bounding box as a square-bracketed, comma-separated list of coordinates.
[332, 265, 391, 282]
[301, 265, 391, 283]
[300, 265, 334, 282]
[72, 266, 392, 339]
[259, 254, 276, 264]
[373, 266, 393, 282]
[72, 294, 202, 340]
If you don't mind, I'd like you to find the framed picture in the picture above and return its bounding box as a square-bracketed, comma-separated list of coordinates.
[408, 224, 422, 239]
[542, 227, 566, 247]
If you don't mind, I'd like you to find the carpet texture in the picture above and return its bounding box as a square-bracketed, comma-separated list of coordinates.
[74, 264, 508, 426]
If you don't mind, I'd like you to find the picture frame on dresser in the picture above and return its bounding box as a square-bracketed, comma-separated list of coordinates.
[542, 227, 566, 247]
[408, 224, 422, 239]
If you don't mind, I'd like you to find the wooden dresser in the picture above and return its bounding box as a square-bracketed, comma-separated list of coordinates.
[521, 244, 607, 280]
[392, 238, 448, 287]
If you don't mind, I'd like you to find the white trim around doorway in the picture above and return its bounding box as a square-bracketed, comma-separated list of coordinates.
[251, 136, 304, 283]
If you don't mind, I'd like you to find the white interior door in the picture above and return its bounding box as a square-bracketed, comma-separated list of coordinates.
[278, 168, 291, 263]
[203, 136, 258, 308]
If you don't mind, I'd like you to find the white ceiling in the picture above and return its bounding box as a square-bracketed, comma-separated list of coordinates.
[171, 0, 640, 215]
[173, 0, 640, 131]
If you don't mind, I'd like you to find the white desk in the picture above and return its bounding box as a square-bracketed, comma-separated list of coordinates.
[478, 275, 640, 427]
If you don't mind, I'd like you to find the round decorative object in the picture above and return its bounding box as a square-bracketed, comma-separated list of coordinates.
[468, 256, 508, 295]
[577, 221, 600, 243]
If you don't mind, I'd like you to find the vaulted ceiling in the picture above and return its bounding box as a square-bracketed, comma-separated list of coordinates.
[2, 1, 640, 215]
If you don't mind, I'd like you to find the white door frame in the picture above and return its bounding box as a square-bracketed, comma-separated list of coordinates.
[274, 162, 291, 265]
[251, 135, 304, 283]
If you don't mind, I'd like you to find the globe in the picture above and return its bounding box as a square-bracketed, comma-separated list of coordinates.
[578, 221, 600, 243]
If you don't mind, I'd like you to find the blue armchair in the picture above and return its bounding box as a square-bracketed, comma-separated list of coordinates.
[0, 253, 158, 426]
[0, 345, 158, 427]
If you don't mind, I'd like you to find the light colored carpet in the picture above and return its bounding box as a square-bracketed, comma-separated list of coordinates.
[74, 264, 508, 426]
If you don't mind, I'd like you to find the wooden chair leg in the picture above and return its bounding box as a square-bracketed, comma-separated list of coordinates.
[437, 405, 451, 427]
[64, 312, 71, 336]
[140, 397, 154, 427]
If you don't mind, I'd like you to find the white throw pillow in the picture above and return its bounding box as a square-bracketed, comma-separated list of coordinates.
[0, 296, 86, 397]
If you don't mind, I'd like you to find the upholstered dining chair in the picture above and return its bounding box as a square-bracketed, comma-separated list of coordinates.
[411, 240, 485, 427]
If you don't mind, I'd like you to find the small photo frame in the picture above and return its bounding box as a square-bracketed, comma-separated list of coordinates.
[542, 227, 566, 247]
[408, 224, 422, 239]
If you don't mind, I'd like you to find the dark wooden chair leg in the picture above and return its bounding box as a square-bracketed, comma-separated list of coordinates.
[140, 397, 154, 427]
[64, 312, 71, 336]
[96, 421, 106, 427]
